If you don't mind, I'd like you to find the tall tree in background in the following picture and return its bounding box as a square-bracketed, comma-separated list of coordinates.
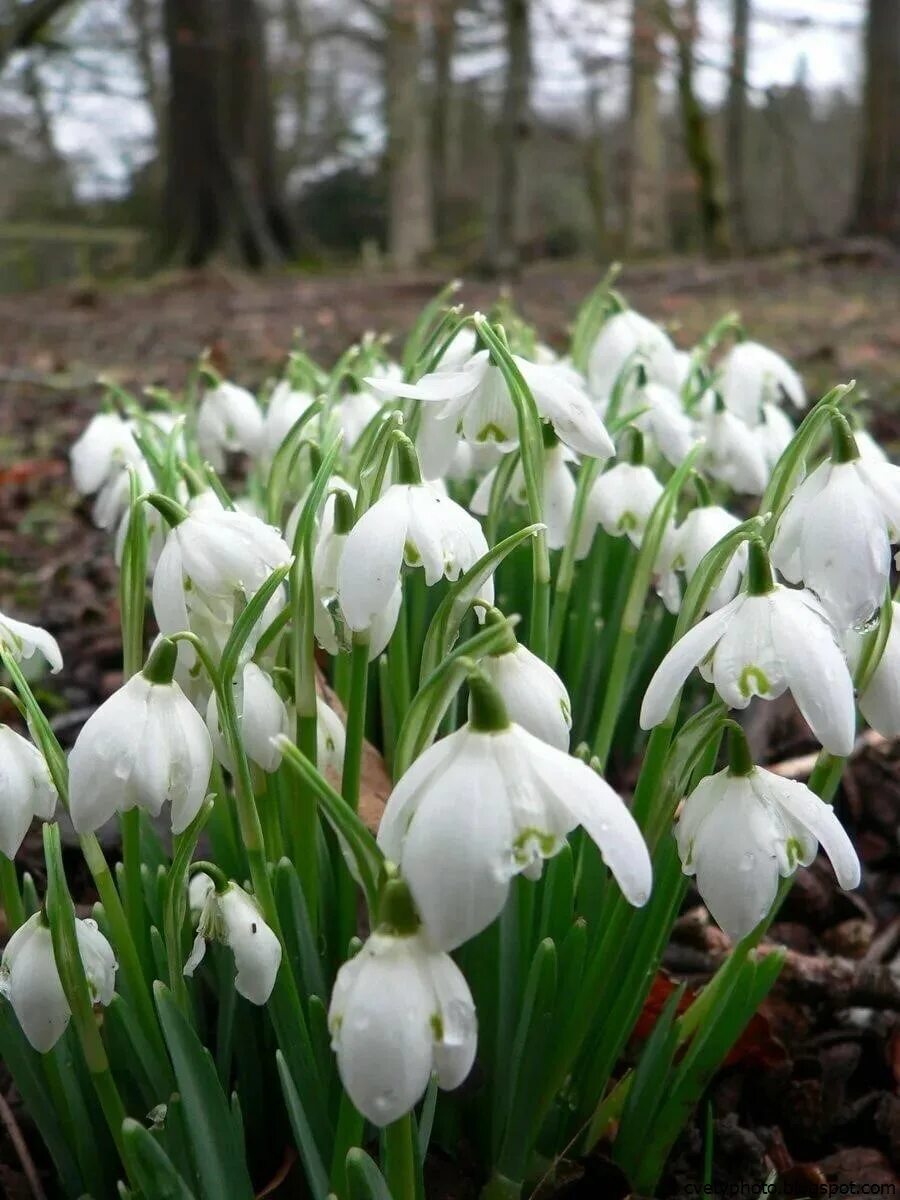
[852, 0, 900, 241]
[431, 0, 457, 242]
[726, 0, 750, 249]
[386, 0, 433, 268]
[626, 0, 667, 254]
[484, 0, 530, 274]
[162, 0, 293, 267]
[665, 0, 729, 254]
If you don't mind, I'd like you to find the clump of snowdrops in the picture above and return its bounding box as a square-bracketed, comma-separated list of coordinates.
[1, 273, 898, 1199]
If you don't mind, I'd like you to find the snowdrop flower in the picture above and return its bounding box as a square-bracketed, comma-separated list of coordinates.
[641, 541, 856, 755]
[655, 504, 747, 615]
[587, 310, 681, 405]
[631, 381, 697, 467]
[68, 638, 213, 834]
[206, 662, 288, 774]
[367, 341, 614, 475]
[698, 400, 768, 495]
[848, 601, 900, 737]
[583, 454, 663, 549]
[328, 878, 476, 1126]
[771, 417, 900, 630]
[70, 412, 141, 500]
[0, 610, 62, 674]
[197, 381, 263, 469]
[854, 428, 888, 464]
[152, 503, 291, 648]
[334, 385, 382, 450]
[184, 881, 281, 1005]
[313, 488, 400, 658]
[717, 341, 805, 426]
[0, 913, 116, 1053]
[470, 441, 576, 551]
[480, 638, 571, 750]
[755, 402, 795, 473]
[378, 670, 651, 950]
[317, 696, 346, 776]
[676, 729, 859, 942]
[262, 380, 315, 461]
[337, 440, 491, 635]
[0, 728, 56, 859]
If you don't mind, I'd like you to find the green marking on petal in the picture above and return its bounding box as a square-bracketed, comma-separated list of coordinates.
[404, 540, 421, 566]
[738, 665, 770, 698]
[430, 1012, 444, 1040]
[513, 827, 558, 862]
[785, 836, 804, 870]
[477, 423, 509, 444]
[560, 697, 571, 724]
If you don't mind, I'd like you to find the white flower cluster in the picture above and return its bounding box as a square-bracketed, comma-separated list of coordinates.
[1, 294, 894, 1152]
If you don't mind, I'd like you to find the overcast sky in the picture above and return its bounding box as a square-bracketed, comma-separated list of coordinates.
[19, 0, 868, 198]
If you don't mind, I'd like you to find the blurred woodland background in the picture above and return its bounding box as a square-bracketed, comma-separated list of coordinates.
[0, 0, 896, 288]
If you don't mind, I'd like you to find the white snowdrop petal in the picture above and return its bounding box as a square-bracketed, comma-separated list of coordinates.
[481, 646, 571, 751]
[220, 887, 282, 1005]
[337, 486, 409, 630]
[74, 918, 117, 1007]
[710, 595, 786, 709]
[1, 917, 71, 1053]
[377, 729, 468, 863]
[858, 602, 900, 737]
[0, 614, 63, 674]
[754, 770, 861, 891]
[240, 664, 289, 774]
[425, 951, 478, 1090]
[640, 597, 742, 728]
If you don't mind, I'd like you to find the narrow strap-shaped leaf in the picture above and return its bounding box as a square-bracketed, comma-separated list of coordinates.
[153, 982, 255, 1200]
[219, 562, 293, 687]
[346, 1148, 395, 1200]
[276, 1050, 331, 1200]
[274, 858, 327, 1001]
[121, 1119, 198, 1200]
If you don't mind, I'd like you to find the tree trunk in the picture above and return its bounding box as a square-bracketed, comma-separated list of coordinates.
[484, 0, 530, 275]
[129, 0, 163, 133]
[385, 0, 434, 269]
[626, 0, 667, 254]
[162, 0, 293, 267]
[24, 56, 71, 208]
[726, 0, 750, 249]
[583, 79, 607, 260]
[667, 0, 730, 255]
[431, 0, 456, 242]
[852, 0, 900, 241]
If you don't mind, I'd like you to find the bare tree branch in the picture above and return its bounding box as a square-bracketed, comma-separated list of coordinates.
[0, 0, 76, 69]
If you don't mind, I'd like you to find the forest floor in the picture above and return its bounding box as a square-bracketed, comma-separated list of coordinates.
[1, 247, 900, 1198]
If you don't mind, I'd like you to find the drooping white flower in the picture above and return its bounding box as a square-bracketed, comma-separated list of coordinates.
[697, 403, 768, 495]
[587, 310, 681, 406]
[854, 428, 888, 464]
[676, 760, 859, 942]
[848, 600, 900, 737]
[206, 662, 289, 774]
[0, 611, 62, 674]
[378, 673, 651, 950]
[771, 431, 900, 630]
[197, 381, 264, 469]
[329, 923, 477, 1126]
[184, 882, 281, 1005]
[641, 542, 856, 755]
[480, 642, 571, 750]
[70, 412, 141, 499]
[582, 460, 663, 549]
[317, 696, 346, 777]
[716, 341, 805, 427]
[262, 381, 315, 461]
[630, 381, 697, 467]
[312, 488, 400, 658]
[367, 347, 614, 472]
[0, 727, 57, 859]
[655, 505, 747, 615]
[470, 442, 576, 551]
[755, 402, 796, 473]
[68, 639, 213, 834]
[152, 505, 291, 653]
[0, 913, 116, 1053]
[334, 387, 382, 450]
[337, 475, 491, 635]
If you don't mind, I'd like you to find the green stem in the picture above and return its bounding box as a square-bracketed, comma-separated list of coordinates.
[383, 1114, 417, 1200]
[342, 636, 370, 813]
[548, 458, 602, 667]
[330, 1091, 365, 1196]
[0, 854, 25, 932]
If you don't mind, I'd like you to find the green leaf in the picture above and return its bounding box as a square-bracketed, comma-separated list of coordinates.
[276, 1050, 331, 1200]
[153, 982, 255, 1200]
[274, 858, 327, 1001]
[346, 1148, 395, 1200]
[121, 1119, 198, 1200]
[219, 562, 294, 688]
[277, 739, 384, 916]
[266, 398, 325, 524]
